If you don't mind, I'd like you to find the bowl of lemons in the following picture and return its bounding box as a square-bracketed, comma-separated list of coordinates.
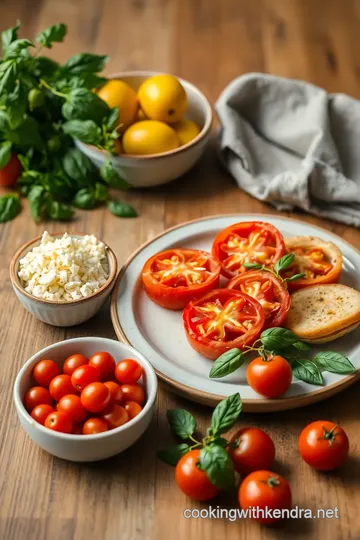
[75, 71, 212, 188]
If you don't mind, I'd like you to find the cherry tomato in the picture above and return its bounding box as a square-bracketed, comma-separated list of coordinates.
[0, 153, 21, 186]
[30, 404, 54, 425]
[33, 359, 61, 387]
[121, 384, 145, 405]
[247, 355, 292, 398]
[115, 359, 143, 384]
[102, 404, 129, 429]
[81, 382, 111, 413]
[89, 351, 116, 380]
[183, 289, 265, 360]
[175, 449, 220, 501]
[45, 411, 73, 433]
[63, 354, 89, 376]
[228, 428, 276, 475]
[57, 394, 87, 423]
[49, 374, 77, 401]
[142, 249, 221, 310]
[238, 470, 292, 524]
[124, 401, 143, 419]
[24, 386, 52, 411]
[104, 381, 123, 404]
[71, 365, 100, 392]
[298, 421, 349, 471]
[83, 417, 109, 434]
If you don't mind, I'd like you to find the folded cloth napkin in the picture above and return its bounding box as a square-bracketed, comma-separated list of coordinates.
[216, 73, 360, 227]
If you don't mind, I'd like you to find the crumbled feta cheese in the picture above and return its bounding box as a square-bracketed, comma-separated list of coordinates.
[18, 231, 110, 302]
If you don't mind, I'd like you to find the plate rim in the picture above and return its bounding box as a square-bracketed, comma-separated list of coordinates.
[110, 213, 360, 411]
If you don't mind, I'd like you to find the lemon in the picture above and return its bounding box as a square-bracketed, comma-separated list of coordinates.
[97, 79, 138, 132]
[137, 74, 188, 124]
[122, 120, 179, 155]
[173, 119, 201, 145]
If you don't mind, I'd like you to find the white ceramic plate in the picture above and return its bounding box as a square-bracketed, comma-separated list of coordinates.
[111, 215, 360, 411]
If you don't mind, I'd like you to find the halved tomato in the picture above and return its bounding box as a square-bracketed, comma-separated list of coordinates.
[183, 289, 265, 359]
[282, 236, 342, 290]
[142, 249, 221, 310]
[212, 222, 285, 279]
[227, 271, 290, 329]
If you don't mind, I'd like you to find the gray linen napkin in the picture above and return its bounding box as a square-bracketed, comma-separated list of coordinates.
[216, 73, 360, 227]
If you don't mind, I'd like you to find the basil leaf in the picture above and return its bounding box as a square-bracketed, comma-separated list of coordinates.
[33, 56, 60, 78]
[0, 141, 12, 168]
[107, 200, 137, 218]
[107, 107, 119, 130]
[0, 61, 17, 96]
[211, 393, 242, 436]
[157, 444, 190, 466]
[199, 446, 234, 490]
[274, 253, 295, 274]
[62, 53, 109, 75]
[5, 39, 34, 59]
[62, 88, 109, 126]
[72, 188, 96, 209]
[36, 23, 67, 49]
[0, 194, 20, 222]
[314, 352, 355, 374]
[10, 116, 42, 149]
[166, 409, 196, 439]
[292, 359, 324, 386]
[94, 182, 108, 202]
[61, 73, 108, 91]
[0, 110, 10, 132]
[6, 84, 27, 128]
[209, 348, 244, 379]
[2, 23, 20, 55]
[62, 148, 95, 185]
[293, 341, 311, 351]
[100, 159, 130, 189]
[286, 273, 306, 282]
[47, 199, 74, 220]
[209, 437, 229, 448]
[242, 262, 263, 269]
[63, 120, 102, 145]
[28, 185, 46, 222]
[260, 327, 299, 350]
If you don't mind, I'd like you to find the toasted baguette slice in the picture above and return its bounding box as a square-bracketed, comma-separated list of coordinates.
[285, 284, 360, 340]
[304, 322, 360, 344]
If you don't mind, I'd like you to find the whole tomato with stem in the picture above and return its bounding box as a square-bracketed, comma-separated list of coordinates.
[0, 154, 21, 186]
[175, 449, 220, 501]
[89, 351, 116, 380]
[63, 354, 89, 376]
[247, 354, 292, 398]
[45, 411, 73, 433]
[228, 428, 276, 475]
[24, 386, 52, 411]
[115, 359, 143, 385]
[33, 359, 61, 387]
[298, 421, 349, 471]
[30, 404, 54, 425]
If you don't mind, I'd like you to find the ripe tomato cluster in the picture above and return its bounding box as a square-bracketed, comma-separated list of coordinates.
[24, 352, 145, 434]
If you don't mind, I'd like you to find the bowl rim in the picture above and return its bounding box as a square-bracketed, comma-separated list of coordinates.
[79, 70, 213, 161]
[13, 337, 158, 441]
[9, 232, 118, 306]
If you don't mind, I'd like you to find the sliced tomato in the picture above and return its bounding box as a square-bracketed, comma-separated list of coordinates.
[212, 222, 286, 279]
[142, 249, 221, 310]
[227, 271, 290, 329]
[282, 236, 342, 290]
[183, 289, 265, 359]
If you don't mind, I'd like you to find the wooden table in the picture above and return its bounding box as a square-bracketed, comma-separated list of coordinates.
[1, 0, 360, 539]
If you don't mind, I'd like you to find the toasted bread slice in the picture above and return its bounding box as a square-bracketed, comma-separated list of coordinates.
[285, 284, 360, 340]
[304, 322, 360, 344]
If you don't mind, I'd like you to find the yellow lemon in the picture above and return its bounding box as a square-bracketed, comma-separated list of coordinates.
[173, 119, 201, 146]
[122, 120, 179, 155]
[137, 74, 188, 124]
[97, 79, 138, 132]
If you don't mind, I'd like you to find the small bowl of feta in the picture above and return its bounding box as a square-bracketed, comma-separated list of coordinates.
[9, 231, 118, 327]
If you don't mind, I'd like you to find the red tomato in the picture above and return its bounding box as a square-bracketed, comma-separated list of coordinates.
[57, 394, 87, 423]
[142, 249, 221, 310]
[0, 154, 21, 186]
[30, 404, 54, 425]
[227, 271, 290, 329]
[124, 401, 143, 419]
[115, 359, 143, 384]
[89, 351, 116, 380]
[228, 428, 276, 475]
[71, 365, 100, 391]
[183, 289, 265, 360]
[238, 470, 292, 524]
[102, 404, 129, 429]
[24, 386, 52, 411]
[49, 374, 77, 401]
[247, 355, 292, 398]
[212, 221, 285, 279]
[104, 381, 123, 404]
[45, 411, 73, 434]
[175, 449, 220, 501]
[83, 417, 109, 434]
[33, 359, 61, 387]
[81, 382, 111, 413]
[298, 421, 349, 471]
[63, 354, 89, 376]
[121, 384, 145, 405]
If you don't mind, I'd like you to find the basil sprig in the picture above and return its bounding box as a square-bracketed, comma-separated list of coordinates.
[209, 348, 244, 379]
[242, 254, 305, 284]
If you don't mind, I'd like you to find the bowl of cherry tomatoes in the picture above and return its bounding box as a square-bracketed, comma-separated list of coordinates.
[13, 337, 158, 462]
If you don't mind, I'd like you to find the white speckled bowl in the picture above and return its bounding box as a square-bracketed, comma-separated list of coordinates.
[9, 233, 118, 327]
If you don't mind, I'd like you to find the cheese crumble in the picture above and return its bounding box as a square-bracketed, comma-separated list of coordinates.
[18, 231, 110, 302]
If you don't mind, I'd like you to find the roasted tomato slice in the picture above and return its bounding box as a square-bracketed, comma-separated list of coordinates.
[227, 270, 290, 329]
[142, 249, 221, 310]
[281, 236, 343, 290]
[212, 222, 286, 279]
[183, 289, 265, 359]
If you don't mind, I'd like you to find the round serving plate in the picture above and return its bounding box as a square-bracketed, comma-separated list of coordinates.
[110, 214, 360, 412]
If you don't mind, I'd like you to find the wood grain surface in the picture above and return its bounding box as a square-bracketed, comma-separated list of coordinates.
[0, 1, 359, 539]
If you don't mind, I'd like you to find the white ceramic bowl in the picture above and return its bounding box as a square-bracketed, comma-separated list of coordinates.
[13, 337, 158, 462]
[75, 70, 213, 188]
[9, 233, 118, 327]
